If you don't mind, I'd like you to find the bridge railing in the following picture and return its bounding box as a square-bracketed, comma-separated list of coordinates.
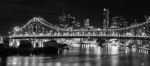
[9, 32, 150, 39]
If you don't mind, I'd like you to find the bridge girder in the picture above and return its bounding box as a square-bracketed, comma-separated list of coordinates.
[10, 17, 150, 39]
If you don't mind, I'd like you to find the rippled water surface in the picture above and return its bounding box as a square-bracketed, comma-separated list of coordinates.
[0, 44, 150, 66]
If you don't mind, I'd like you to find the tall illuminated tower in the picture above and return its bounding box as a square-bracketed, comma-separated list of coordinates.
[103, 8, 110, 29]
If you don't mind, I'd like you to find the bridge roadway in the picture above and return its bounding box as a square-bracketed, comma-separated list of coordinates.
[9, 17, 150, 40]
[9, 35, 150, 40]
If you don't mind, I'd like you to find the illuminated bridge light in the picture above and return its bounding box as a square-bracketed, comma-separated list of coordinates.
[9, 17, 150, 39]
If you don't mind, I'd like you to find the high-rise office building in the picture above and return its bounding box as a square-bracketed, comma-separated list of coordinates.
[84, 19, 90, 29]
[59, 10, 75, 28]
[72, 21, 81, 29]
[111, 16, 128, 28]
[103, 8, 110, 29]
[0, 36, 3, 44]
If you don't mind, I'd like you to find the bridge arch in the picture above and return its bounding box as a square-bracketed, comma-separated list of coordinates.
[9, 16, 150, 39]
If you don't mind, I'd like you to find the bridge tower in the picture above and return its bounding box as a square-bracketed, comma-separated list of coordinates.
[103, 8, 110, 29]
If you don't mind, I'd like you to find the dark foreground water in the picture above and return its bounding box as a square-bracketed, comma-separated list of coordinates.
[0, 44, 150, 66]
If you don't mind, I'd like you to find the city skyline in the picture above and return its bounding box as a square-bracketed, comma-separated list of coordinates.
[0, 0, 150, 35]
[1, 1, 150, 66]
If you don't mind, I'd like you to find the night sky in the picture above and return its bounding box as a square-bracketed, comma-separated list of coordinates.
[0, 0, 150, 35]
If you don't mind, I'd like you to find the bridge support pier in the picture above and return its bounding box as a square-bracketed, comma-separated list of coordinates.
[9, 39, 20, 47]
[32, 39, 44, 48]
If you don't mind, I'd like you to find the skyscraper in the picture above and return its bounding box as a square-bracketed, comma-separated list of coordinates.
[72, 21, 81, 29]
[0, 35, 3, 44]
[58, 10, 75, 28]
[103, 8, 110, 29]
[84, 19, 90, 29]
[111, 16, 129, 28]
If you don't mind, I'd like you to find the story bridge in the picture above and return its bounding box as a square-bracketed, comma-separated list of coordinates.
[7, 17, 150, 47]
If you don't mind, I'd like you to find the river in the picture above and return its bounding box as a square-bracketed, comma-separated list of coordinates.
[0, 39, 150, 66]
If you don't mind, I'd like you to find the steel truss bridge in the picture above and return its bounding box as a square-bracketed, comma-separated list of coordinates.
[7, 17, 150, 48]
[8, 17, 150, 40]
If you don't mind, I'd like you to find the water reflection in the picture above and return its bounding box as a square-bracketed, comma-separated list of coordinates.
[1, 39, 150, 66]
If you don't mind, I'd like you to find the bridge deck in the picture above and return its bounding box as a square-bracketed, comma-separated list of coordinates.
[9, 36, 150, 40]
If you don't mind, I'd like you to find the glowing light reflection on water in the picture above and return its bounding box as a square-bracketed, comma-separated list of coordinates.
[1, 41, 150, 66]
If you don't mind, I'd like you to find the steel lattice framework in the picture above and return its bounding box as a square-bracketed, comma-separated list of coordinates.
[9, 17, 150, 39]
